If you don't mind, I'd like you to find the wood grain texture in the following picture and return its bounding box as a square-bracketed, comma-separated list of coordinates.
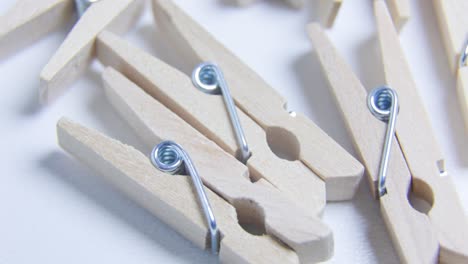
[96, 31, 328, 217]
[39, 0, 143, 104]
[152, 0, 364, 201]
[374, 1, 468, 262]
[384, 0, 410, 31]
[457, 67, 468, 133]
[233, 0, 304, 9]
[57, 118, 302, 264]
[318, 0, 342, 28]
[308, 22, 440, 263]
[100, 67, 334, 263]
[433, 0, 468, 72]
[0, 0, 73, 59]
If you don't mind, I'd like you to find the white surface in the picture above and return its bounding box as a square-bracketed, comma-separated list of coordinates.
[1, 0, 467, 263]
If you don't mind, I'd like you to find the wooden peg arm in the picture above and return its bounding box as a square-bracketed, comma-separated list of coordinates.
[100, 67, 334, 262]
[151, 0, 364, 201]
[57, 118, 301, 264]
[0, 0, 73, 59]
[39, 0, 143, 104]
[374, 1, 468, 262]
[433, 0, 468, 73]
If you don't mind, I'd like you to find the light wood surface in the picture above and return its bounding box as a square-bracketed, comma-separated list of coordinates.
[433, 0, 468, 72]
[57, 118, 302, 264]
[433, 0, 468, 133]
[318, 0, 342, 28]
[152, 0, 364, 201]
[0, 0, 73, 59]
[308, 22, 441, 263]
[384, 0, 410, 31]
[100, 67, 334, 262]
[96, 31, 328, 216]
[233, 0, 304, 9]
[374, 1, 468, 262]
[39, 0, 143, 104]
[457, 67, 468, 133]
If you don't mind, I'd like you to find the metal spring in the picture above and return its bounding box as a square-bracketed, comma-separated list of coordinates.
[150, 141, 219, 254]
[367, 86, 399, 198]
[192, 62, 251, 164]
[74, 0, 101, 18]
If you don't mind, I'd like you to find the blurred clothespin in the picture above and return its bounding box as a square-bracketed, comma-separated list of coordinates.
[0, 0, 144, 103]
[307, 1, 468, 262]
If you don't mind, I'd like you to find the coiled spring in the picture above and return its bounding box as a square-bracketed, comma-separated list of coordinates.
[367, 86, 399, 198]
[192, 62, 251, 164]
[151, 141, 219, 254]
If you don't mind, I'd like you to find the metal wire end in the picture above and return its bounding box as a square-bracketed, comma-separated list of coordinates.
[460, 38, 468, 68]
[74, 0, 101, 18]
[192, 62, 251, 164]
[367, 86, 399, 198]
[151, 141, 219, 254]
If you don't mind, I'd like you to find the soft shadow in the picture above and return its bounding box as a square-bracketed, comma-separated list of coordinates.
[293, 51, 356, 156]
[414, 0, 468, 165]
[40, 151, 218, 263]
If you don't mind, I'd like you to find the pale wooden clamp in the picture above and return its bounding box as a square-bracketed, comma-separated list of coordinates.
[433, 0, 468, 133]
[307, 1, 468, 262]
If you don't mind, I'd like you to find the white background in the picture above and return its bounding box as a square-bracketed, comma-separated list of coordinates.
[1, 0, 467, 263]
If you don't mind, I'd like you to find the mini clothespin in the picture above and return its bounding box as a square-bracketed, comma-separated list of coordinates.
[0, 0, 144, 103]
[146, 0, 363, 202]
[307, 1, 468, 263]
[234, 0, 304, 9]
[433, 0, 468, 133]
[56, 65, 334, 262]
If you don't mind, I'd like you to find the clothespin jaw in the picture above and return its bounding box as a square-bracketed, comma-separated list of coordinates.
[0, 0, 74, 59]
[234, 0, 304, 9]
[151, 0, 364, 201]
[38, 0, 144, 104]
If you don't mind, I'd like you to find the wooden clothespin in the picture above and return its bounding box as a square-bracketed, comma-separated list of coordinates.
[307, 1, 468, 262]
[56, 65, 334, 263]
[0, 0, 144, 103]
[234, 0, 304, 9]
[433, 0, 468, 133]
[148, 0, 363, 201]
[384, 0, 410, 31]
